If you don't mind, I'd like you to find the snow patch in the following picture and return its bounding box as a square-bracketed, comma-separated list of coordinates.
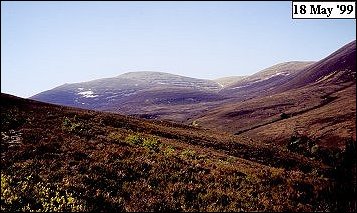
[229, 84, 250, 90]
[78, 90, 98, 98]
[272, 72, 289, 77]
[217, 82, 224, 88]
[106, 95, 119, 99]
[123, 92, 137, 97]
[230, 72, 290, 90]
[315, 70, 338, 83]
[157, 82, 168, 85]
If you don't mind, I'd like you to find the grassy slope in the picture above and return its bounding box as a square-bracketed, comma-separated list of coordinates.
[1, 93, 355, 212]
[242, 84, 356, 147]
[194, 82, 356, 150]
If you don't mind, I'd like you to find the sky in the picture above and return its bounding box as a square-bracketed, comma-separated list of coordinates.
[1, 1, 356, 98]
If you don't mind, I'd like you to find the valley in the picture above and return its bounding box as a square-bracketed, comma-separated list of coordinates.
[31, 40, 356, 149]
[2, 40, 356, 211]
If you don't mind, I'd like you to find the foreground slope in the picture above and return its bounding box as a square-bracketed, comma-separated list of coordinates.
[1, 93, 355, 211]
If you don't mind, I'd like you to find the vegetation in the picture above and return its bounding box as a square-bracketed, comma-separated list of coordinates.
[62, 116, 87, 135]
[124, 133, 162, 152]
[125, 133, 144, 145]
[279, 112, 289, 120]
[191, 120, 199, 127]
[1, 174, 86, 212]
[180, 149, 197, 160]
[1, 93, 356, 212]
[1, 107, 27, 130]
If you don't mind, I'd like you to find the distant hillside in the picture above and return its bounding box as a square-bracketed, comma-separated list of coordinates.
[213, 76, 246, 87]
[3, 40, 356, 212]
[220, 61, 315, 98]
[30, 63, 315, 122]
[194, 40, 356, 149]
[279, 40, 356, 90]
[31, 71, 224, 115]
[30, 40, 356, 145]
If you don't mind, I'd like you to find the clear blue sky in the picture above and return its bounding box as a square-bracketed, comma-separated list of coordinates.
[1, 1, 356, 98]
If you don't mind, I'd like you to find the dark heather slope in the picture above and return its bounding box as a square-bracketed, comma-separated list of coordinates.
[194, 40, 356, 151]
[277, 40, 356, 91]
[4, 92, 355, 211]
[29, 40, 356, 143]
[220, 61, 315, 99]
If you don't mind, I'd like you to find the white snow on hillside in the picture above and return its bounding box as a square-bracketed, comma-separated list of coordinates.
[78, 90, 98, 98]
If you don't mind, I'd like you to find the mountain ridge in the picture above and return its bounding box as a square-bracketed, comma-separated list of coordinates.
[30, 40, 356, 143]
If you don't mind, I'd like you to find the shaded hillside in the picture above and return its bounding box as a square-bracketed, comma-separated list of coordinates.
[194, 40, 356, 150]
[240, 84, 356, 148]
[30, 41, 355, 126]
[31, 71, 223, 112]
[30, 63, 318, 122]
[220, 40, 355, 98]
[2, 93, 355, 212]
[220, 61, 315, 99]
[196, 83, 355, 148]
[279, 40, 356, 90]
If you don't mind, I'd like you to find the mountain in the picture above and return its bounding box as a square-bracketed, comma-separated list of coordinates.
[219, 61, 315, 99]
[31, 71, 225, 120]
[218, 41, 355, 99]
[30, 63, 315, 121]
[213, 76, 247, 87]
[1, 93, 355, 211]
[282, 40, 356, 89]
[3, 40, 356, 212]
[194, 40, 356, 149]
[30, 40, 356, 148]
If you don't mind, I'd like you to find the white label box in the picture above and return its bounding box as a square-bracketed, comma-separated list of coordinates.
[292, 1, 356, 19]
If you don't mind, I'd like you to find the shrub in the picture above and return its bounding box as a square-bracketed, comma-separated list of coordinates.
[62, 116, 86, 134]
[180, 149, 197, 160]
[107, 132, 124, 143]
[163, 145, 176, 156]
[1, 174, 19, 210]
[280, 113, 289, 120]
[142, 137, 161, 152]
[125, 133, 143, 145]
[191, 120, 199, 127]
[125, 134, 161, 152]
[310, 144, 319, 155]
[287, 134, 316, 157]
[226, 156, 236, 164]
[1, 173, 87, 212]
[1, 108, 27, 130]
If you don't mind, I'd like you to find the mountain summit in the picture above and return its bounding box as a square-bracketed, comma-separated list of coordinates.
[31, 40, 356, 133]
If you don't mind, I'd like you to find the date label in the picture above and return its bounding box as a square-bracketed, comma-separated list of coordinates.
[292, 1, 356, 19]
